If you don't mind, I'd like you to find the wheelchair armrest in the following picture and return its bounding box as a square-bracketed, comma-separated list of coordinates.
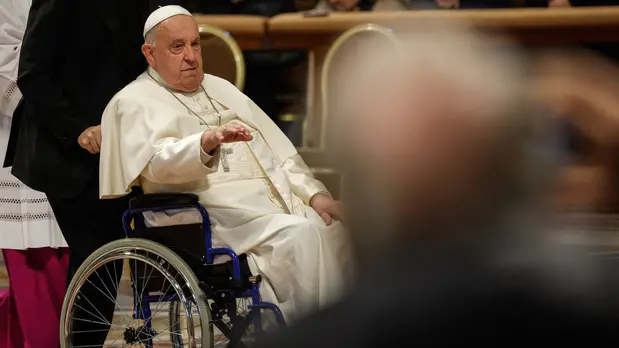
[129, 193, 200, 210]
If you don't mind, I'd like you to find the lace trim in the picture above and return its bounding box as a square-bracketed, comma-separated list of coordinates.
[0, 180, 55, 221]
[0, 180, 27, 189]
[0, 212, 55, 221]
[3, 81, 17, 101]
[0, 197, 49, 204]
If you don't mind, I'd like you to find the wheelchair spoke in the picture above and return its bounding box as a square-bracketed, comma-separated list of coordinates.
[84, 277, 123, 311]
[72, 302, 121, 335]
[61, 237, 290, 348]
[71, 317, 127, 331]
[148, 280, 188, 320]
[73, 291, 131, 338]
[93, 268, 119, 306]
[103, 335, 122, 348]
[145, 266, 185, 325]
[102, 263, 119, 295]
[81, 277, 133, 328]
[133, 251, 149, 327]
[71, 329, 113, 334]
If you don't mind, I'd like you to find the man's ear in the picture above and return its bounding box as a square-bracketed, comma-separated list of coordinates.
[142, 44, 155, 67]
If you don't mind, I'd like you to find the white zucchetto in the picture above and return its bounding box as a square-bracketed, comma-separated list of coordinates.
[143, 5, 193, 38]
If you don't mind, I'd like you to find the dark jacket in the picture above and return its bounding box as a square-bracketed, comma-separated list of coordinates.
[4, 0, 168, 198]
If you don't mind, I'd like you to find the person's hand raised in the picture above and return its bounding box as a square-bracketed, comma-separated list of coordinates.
[214, 122, 253, 143]
[201, 121, 253, 153]
[78, 125, 102, 154]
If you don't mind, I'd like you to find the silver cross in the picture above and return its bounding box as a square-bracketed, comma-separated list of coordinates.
[220, 147, 233, 172]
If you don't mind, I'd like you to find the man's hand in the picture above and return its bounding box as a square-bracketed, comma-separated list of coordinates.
[311, 193, 345, 226]
[214, 122, 253, 143]
[201, 122, 253, 153]
[78, 125, 102, 154]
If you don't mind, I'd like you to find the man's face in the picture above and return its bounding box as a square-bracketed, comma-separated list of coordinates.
[143, 15, 204, 92]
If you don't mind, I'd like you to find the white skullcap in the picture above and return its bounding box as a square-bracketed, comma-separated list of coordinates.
[143, 5, 193, 38]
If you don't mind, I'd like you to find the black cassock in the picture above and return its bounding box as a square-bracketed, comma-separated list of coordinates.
[5, 0, 178, 345]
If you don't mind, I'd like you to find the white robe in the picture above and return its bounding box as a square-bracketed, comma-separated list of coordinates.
[100, 68, 354, 322]
[0, 0, 30, 117]
[0, 0, 65, 250]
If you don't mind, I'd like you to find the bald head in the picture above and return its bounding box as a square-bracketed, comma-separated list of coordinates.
[335, 22, 552, 252]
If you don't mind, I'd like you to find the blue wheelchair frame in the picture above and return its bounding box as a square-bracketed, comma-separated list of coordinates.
[121, 196, 285, 347]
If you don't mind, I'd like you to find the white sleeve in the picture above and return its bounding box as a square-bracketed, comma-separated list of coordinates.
[140, 132, 219, 184]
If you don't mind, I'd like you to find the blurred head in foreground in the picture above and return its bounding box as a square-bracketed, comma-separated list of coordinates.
[251, 24, 619, 348]
[332, 22, 556, 260]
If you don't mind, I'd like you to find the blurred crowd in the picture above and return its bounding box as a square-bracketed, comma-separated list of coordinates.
[183, 0, 617, 15]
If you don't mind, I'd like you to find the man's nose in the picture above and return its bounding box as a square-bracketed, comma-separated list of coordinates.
[183, 48, 197, 64]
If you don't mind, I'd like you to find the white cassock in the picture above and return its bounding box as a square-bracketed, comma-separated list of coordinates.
[100, 67, 354, 322]
[0, 0, 65, 250]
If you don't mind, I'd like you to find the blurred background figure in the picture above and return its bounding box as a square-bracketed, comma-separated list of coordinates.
[405, 0, 549, 9]
[0, 0, 69, 347]
[313, 0, 399, 11]
[255, 22, 619, 347]
[532, 49, 619, 246]
[401, 0, 618, 9]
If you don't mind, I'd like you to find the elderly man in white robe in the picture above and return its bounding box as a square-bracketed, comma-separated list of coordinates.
[100, 5, 353, 323]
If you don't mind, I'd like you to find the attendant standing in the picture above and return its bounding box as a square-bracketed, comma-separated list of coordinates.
[4, 0, 176, 346]
[0, 1, 69, 347]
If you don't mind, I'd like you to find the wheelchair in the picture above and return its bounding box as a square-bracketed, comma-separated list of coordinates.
[60, 190, 286, 348]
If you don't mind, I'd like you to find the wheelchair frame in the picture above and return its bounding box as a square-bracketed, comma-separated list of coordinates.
[62, 192, 286, 348]
[123, 193, 286, 347]
[122, 193, 285, 338]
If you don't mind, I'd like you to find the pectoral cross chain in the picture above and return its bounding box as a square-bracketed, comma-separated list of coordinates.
[221, 148, 233, 172]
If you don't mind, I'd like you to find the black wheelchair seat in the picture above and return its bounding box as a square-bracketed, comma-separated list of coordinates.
[129, 192, 199, 210]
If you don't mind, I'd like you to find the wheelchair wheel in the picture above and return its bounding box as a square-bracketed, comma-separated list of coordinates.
[60, 238, 212, 348]
[174, 295, 262, 348]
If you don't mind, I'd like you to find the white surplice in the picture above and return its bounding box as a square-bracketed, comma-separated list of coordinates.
[0, 0, 66, 250]
[100, 68, 354, 322]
